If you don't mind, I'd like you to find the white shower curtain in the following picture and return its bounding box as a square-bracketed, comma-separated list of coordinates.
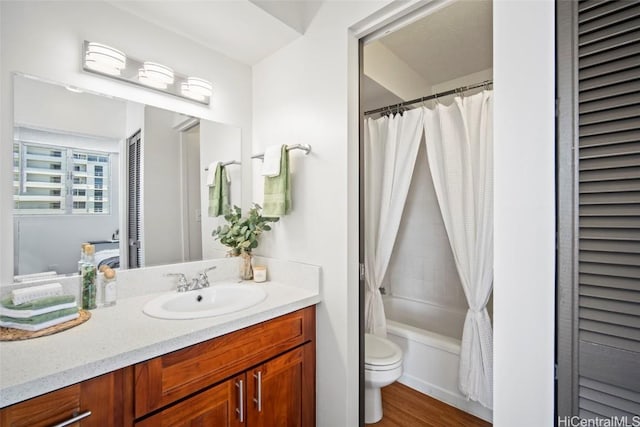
[422, 90, 494, 408]
[364, 108, 424, 336]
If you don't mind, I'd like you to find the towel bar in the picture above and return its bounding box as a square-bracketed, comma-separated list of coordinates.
[204, 160, 241, 171]
[252, 144, 311, 160]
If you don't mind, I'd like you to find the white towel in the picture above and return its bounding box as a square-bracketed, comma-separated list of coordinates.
[206, 162, 219, 186]
[13, 271, 58, 282]
[261, 145, 283, 177]
[11, 283, 63, 305]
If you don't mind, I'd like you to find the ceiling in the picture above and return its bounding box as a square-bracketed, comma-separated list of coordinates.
[106, 0, 491, 105]
[362, 0, 492, 111]
[378, 0, 493, 87]
[361, 75, 403, 113]
[107, 0, 323, 65]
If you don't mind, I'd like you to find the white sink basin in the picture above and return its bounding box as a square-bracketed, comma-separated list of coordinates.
[143, 283, 267, 320]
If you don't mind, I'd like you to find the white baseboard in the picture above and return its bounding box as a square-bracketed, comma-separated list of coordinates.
[397, 374, 493, 423]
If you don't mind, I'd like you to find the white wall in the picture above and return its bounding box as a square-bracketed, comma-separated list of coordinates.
[200, 121, 242, 260]
[384, 142, 467, 311]
[125, 102, 145, 138]
[14, 214, 119, 275]
[14, 75, 127, 138]
[363, 41, 431, 100]
[493, 1, 555, 425]
[254, 1, 556, 427]
[143, 106, 183, 266]
[252, 2, 388, 425]
[183, 126, 203, 261]
[0, 0, 253, 285]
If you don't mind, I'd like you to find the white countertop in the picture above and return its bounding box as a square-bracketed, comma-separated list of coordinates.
[0, 281, 320, 408]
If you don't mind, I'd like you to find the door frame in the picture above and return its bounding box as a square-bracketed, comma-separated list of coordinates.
[556, 0, 580, 418]
[354, 1, 461, 425]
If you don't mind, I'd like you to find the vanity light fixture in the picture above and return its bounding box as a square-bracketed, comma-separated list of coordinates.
[84, 42, 126, 76]
[82, 40, 212, 105]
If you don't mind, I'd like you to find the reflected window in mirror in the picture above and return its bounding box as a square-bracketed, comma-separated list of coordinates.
[13, 127, 116, 215]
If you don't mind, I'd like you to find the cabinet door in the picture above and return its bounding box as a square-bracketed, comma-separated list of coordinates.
[247, 344, 315, 427]
[135, 374, 245, 427]
[80, 367, 134, 426]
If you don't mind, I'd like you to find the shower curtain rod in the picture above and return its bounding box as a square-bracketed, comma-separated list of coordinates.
[363, 79, 493, 116]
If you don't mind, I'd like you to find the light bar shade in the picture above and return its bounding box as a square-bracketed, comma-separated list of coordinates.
[181, 77, 212, 101]
[180, 82, 205, 102]
[186, 77, 212, 97]
[84, 42, 126, 76]
[138, 69, 168, 89]
[141, 61, 174, 85]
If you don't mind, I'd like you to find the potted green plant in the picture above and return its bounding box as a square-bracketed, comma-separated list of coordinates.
[212, 204, 279, 279]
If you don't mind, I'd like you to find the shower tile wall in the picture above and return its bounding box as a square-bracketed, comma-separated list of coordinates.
[384, 142, 467, 311]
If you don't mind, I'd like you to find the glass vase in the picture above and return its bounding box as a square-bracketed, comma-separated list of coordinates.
[239, 252, 253, 280]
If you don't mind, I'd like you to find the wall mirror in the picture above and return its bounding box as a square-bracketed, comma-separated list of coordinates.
[12, 74, 241, 279]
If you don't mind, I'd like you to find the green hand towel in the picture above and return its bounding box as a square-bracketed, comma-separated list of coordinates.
[263, 145, 291, 217]
[208, 163, 230, 217]
[1, 294, 75, 310]
[0, 307, 78, 325]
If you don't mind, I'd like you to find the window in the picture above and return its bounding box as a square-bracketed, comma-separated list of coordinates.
[13, 128, 115, 215]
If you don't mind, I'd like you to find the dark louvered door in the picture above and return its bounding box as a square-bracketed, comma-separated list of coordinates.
[557, 0, 640, 421]
[128, 130, 142, 269]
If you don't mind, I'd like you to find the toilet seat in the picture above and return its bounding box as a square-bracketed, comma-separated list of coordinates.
[365, 334, 403, 371]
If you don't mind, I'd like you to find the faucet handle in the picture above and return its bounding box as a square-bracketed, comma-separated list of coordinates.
[197, 266, 217, 288]
[165, 273, 189, 291]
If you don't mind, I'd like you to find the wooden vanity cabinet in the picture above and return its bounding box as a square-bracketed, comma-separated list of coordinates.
[0, 306, 316, 427]
[134, 306, 316, 426]
[0, 367, 133, 427]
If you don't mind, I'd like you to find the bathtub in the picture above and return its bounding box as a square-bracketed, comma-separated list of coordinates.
[383, 295, 493, 422]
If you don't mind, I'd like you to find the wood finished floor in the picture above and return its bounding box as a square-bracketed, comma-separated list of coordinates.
[366, 382, 492, 427]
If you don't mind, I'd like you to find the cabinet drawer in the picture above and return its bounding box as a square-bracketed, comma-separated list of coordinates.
[0, 384, 80, 427]
[134, 306, 315, 417]
[0, 368, 133, 427]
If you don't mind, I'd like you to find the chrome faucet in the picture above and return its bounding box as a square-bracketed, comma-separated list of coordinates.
[165, 266, 217, 292]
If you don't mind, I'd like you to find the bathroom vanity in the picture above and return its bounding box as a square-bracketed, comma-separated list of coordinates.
[0, 306, 315, 426]
[0, 265, 320, 427]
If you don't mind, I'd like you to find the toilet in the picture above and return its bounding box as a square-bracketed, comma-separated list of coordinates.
[364, 333, 404, 424]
